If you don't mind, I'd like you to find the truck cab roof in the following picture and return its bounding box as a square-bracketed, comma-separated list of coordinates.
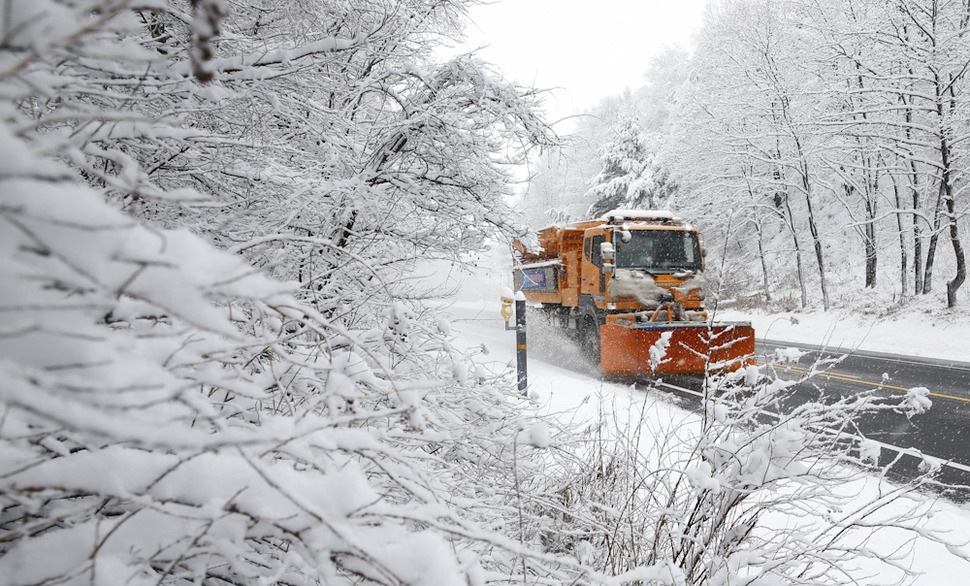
[602, 209, 683, 225]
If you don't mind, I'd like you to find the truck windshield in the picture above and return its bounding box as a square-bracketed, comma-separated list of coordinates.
[615, 230, 702, 272]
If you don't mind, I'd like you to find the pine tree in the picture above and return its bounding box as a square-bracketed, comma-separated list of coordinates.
[586, 117, 676, 217]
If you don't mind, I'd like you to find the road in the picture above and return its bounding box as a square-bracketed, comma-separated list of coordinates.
[520, 317, 970, 494]
[621, 339, 970, 494]
[754, 339, 970, 491]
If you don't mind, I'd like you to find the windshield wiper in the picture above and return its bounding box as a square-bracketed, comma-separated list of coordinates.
[632, 268, 664, 277]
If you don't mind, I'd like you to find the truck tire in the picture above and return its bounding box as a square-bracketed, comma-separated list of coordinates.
[580, 316, 601, 365]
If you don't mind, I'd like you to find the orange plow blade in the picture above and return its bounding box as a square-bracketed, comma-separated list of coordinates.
[599, 322, 755, 376]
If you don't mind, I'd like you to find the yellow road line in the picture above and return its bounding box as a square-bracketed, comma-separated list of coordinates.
[760, 362, 970, 403]
[767, 363, 864, 383]
[925, 392, 970, 403]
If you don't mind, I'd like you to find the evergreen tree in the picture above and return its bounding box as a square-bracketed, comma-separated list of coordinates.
[586, 117, 676, 217]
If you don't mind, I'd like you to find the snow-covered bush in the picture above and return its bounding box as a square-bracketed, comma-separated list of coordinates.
[0, 1, 566, 584]
[514, 363, 968, 585]
[0, 163, 476, 584]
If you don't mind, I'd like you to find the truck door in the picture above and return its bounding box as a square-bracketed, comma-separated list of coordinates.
[581, 230, 607, 299]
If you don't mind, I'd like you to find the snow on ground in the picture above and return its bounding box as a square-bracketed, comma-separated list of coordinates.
[716, 306, 970, 365]
[429, 252, 970, 584]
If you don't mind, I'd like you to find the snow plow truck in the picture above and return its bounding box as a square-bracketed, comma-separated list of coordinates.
[512, 210, 755, 376]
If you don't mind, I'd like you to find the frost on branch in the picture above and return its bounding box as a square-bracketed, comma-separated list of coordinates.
[0, 126, 486, 584]
[190, 0, 227, 82]
[0, 1, 565, 584]
[509, 356, 960, 585]
[904, 386, 933, 417]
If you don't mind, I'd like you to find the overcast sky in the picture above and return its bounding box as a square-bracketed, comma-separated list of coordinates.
[454, 1, 708, 126]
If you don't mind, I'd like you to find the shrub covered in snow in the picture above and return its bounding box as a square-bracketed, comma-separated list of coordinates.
[505, 363, 968, 585]
[0, 1, 562, 584]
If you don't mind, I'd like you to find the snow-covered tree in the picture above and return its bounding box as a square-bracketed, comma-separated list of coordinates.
[0, 1, 569, 584]
[585, 116, 677, 217]
[661, 0, 970, 309]
[854, 0, 970, 306]
[515, 48, 689, 230]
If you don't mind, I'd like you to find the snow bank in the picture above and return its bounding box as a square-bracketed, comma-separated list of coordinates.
[718, 308, 970, 364]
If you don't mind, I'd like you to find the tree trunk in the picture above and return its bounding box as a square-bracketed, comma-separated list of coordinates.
[922, 192, 943, 294]
[900, 89, 924, 295]
[945, 203, 966, 307]
[754, 218, 772, 302]
[743, 174, 772, 304]
[797, 152, 829, 310]
[777, 184, 807, 309]
[864, 197, 877, 289]
[940, 67, 967, 307]
[891, 176, 909, 297]
[910, 158, 924, 294]
[940, 137, 967, 307]
[852, 70, 879, 289]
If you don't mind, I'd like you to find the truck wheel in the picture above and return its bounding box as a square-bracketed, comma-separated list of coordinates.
[580, 317, 601, 365]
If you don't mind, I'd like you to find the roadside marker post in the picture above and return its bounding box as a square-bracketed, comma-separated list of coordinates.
[515, 292, 527, 395]
[501, 289, 528, 395]
[501, 292, 514, 329]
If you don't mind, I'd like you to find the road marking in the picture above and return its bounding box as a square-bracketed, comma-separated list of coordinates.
[924, 391, 970, 403]
[763, 363, 864, 382]
[765, 362, 870, 383]
[763, 363, 970, 403]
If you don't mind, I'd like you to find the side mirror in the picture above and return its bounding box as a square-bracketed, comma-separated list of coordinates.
[600, 241, 615, 261]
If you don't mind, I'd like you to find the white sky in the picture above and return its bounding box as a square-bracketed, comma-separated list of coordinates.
[453, 1, 708, 126]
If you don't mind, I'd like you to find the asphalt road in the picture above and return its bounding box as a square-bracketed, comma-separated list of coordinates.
[755, 339, 970, 490]
[524, 318, 970, 494]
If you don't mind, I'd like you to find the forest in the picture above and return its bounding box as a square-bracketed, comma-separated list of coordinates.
[1, 1, 968, 585]
[523, 0, 969, 312]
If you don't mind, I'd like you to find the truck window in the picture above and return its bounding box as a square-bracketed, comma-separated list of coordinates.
[616, 230, 702, 272]
[590, 235, 605, 267]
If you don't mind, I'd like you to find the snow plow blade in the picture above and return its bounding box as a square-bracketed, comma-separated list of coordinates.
[599, 322, 755, 376]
